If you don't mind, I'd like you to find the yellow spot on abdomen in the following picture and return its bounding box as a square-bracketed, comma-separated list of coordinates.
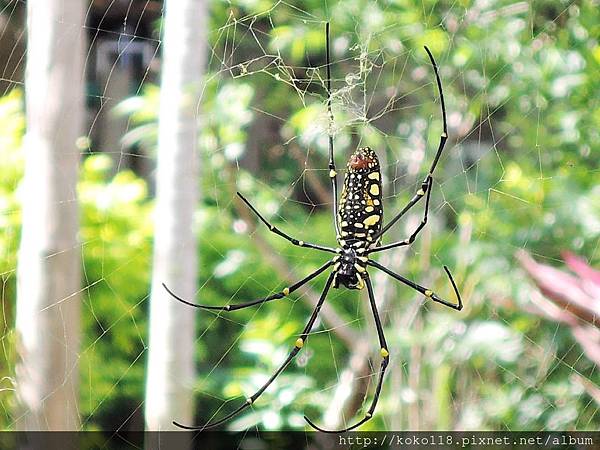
[368, 172, 380, 180]
[369, 184, 380, 195]
[363, 215, 381, 226]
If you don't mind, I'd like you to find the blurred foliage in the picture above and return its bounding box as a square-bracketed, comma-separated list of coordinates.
[0, 89, 24, 430]
[77, 154, 153, 429]
[1, 0, 599, 432]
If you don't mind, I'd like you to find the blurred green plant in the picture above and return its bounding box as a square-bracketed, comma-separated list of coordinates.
[0, 89, 24, 430]
[109, 0, 600, 431]
[0, 0, 599, 432]
[77, 153, 153, 429]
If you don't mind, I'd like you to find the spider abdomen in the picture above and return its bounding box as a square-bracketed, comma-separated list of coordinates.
[338, 147, 383, 246]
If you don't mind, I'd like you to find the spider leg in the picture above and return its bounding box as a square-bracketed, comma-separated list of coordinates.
[422, 46, 448, 175]
[368, 260, 462, 311]
[172, 272, 336, 430]
[304, 274, 389, 432]
[325, 22, 341, 239]
[237, 192, 337, 254]
[371, 46, 447, 244]
[368, 177, 432, 254]
[163, 260, 334, 311]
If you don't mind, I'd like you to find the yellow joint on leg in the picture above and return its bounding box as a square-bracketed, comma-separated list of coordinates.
[246, 398, 253, 404]
[380, 348, 389, 358]
[298, 240, 304, 246]
[366, 412, 373, 418]
[424, 289, 433, 297]
[283, 288, 290, 296]
[329, 170, 337, 178]
[417, 188, 425, 196]
[295, 338, 304, 349]
[356, 274, 365, 290]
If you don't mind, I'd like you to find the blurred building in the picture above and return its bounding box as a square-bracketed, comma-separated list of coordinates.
[0, 0, 162, 176]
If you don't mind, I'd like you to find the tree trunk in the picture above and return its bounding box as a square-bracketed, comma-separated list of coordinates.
[15, 0, 85, 431]
[144, 0, 207, 431]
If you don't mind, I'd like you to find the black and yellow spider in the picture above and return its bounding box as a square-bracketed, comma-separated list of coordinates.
[163, 22, 462, 433]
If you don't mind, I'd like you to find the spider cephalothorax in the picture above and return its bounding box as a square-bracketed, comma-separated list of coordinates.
[333, 246, 367, 290]
[164, 22, 463, 434]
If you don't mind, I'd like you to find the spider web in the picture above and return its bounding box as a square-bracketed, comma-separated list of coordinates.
[0, 0, 598, 434]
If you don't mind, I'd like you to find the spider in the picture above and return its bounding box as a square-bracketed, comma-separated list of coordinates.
[163, 22, 462, 433]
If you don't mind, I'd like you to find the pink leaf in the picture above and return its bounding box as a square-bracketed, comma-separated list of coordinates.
[516, 250, 600, 326]
[562, 251, 600, 287]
